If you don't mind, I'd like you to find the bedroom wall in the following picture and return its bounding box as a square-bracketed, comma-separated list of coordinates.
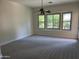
[0, 0, 33, 45]
[33, 2, 79, 39]
[78, 3, 79, 39]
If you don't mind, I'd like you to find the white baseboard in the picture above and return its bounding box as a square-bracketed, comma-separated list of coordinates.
[0, 35, 29, 46]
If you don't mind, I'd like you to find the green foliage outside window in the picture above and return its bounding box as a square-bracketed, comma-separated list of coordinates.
[47, 14, 60, 28]
[39, 15, 44, 28]
[38, 12, 72, 30]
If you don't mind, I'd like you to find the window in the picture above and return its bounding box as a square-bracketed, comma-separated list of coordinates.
[38, 15, 45, 28]
[62, 12, 72, 30]
[47, 14, 60, 29]
[47, 15, 53, 28]
[38, 12, 72, 30]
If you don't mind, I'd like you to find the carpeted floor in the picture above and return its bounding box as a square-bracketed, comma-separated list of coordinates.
[1, 35, 79, 59]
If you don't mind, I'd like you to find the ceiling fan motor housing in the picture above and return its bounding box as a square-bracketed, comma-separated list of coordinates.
[40, 8, 45, 15]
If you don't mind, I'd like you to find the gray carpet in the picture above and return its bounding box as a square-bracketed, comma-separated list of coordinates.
[1, 35, 79, 59]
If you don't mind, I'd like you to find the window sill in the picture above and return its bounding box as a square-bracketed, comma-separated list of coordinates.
[37, 28, 71, 32]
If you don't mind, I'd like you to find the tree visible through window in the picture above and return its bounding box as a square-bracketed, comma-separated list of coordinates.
[38, 15, 44, 28]
[62, 12, 72, 30]
[38, 12, 72, 30]
[47, 14, 60, 29]
[47, 15, 53, 28]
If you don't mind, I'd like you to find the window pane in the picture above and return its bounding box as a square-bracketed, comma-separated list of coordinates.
[53, 21, 59, 28]
[63, 13, 71, 21]
[39, 15, 44, 28]
[63, 13, 71, 30]
[47, 14, 60, 29]
[63, 21, 70, 29]
[47, 15, 53, 28]
[53, 14, 60, 28]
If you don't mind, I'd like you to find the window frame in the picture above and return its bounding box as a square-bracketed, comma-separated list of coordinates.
[62, 12, 72, 31]
[46, 13, 61, 30]
[37, 12, 72, 31]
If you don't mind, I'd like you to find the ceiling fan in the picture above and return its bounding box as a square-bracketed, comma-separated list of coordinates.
[39, 0, 51, 15]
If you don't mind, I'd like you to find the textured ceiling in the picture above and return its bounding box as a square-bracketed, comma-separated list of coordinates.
[8, 0, 79, 7]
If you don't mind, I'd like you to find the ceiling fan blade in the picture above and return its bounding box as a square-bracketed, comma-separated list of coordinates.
[45, 10, 51, 13]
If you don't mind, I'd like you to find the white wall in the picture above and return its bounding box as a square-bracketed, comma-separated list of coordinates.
[33, 2, 79, 39]
[78, 4, 79, 39]
[0, 0, 33, 45]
